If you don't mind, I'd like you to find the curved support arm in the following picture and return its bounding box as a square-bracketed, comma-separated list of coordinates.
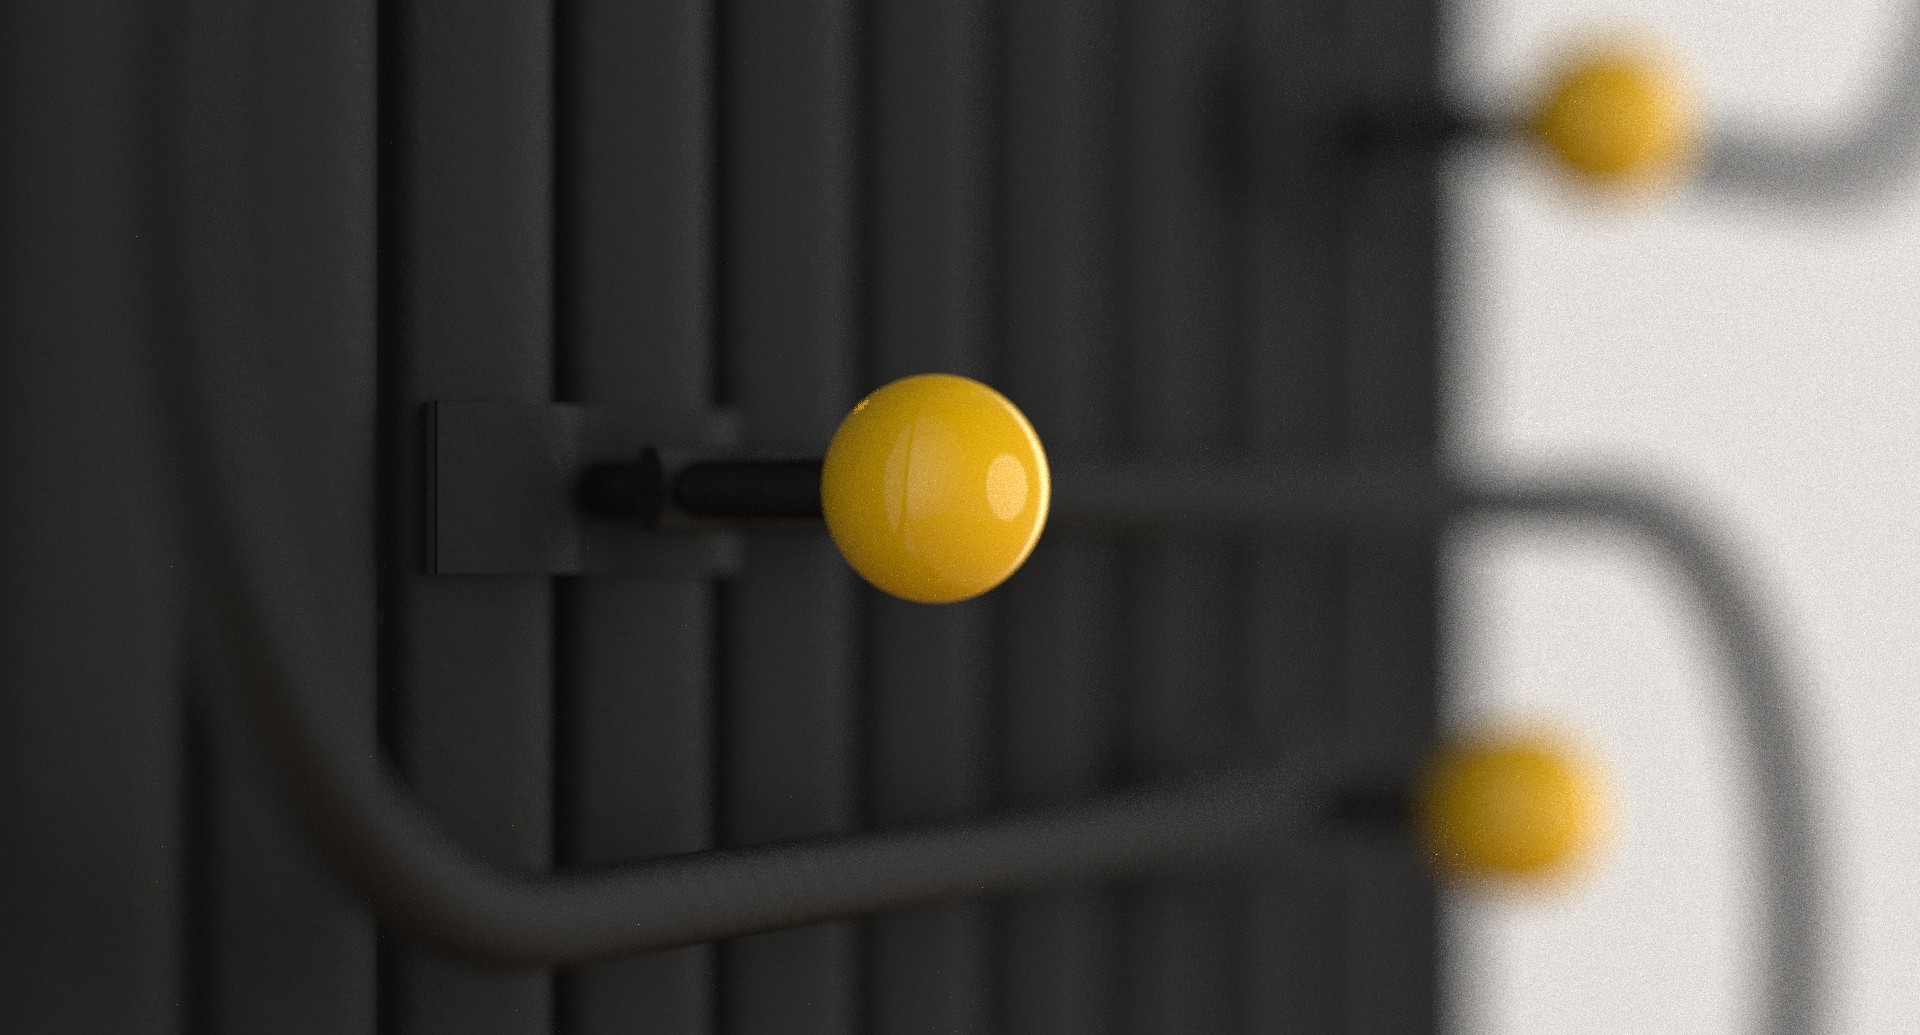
[191, 590, 1323, 965]
[181, 426, 1346, 965]
[1057, 467, 1823, 1035]
[174, 368, 1819, 1031]
[1701, 7, 1920, 204]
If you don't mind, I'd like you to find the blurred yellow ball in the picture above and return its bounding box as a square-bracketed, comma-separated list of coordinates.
[1527, 43, 1700, 190]
[821, 373, 1050, 604]
[1415, 732, 1607, 883]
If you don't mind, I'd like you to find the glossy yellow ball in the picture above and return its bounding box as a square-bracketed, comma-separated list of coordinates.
[821, 374, 1050, 604]
[1414, 732, 1606, 883]
[1527, 43, 1699, 189]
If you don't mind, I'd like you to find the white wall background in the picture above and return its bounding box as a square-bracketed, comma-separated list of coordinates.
[1442, 1, 1920, 1032]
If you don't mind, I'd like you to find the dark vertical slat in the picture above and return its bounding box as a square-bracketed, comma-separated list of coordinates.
[863, 0, 997, 1030]
[859, 589, 993, 1035]
[383, 0, 555, 1028]
[996, 0, 1125, 1030]
[1239, 0, 1350, 1029]
[554, 0, 715, 1031]
[1117, 0, 1246, 1030]
[1339, 558, 1438, 1035]
[1239, 553, 1349, 1035]
[0, 4, 179, 1030]
[716, 0, 863, 1030]
[866, 0, 993, 363]
[1340, 0, 1442, 1030]
[180, 0, 380, 1029]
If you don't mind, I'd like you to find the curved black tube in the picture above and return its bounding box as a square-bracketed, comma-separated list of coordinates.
[205, 599, 1327, 964]
[1057, 466, 1823, 1035]
[1701, 6, 1920, 205]
[166, 349, 1819, 1028]
[173, 393, 1333, 964]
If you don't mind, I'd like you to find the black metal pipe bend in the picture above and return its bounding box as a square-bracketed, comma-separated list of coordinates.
[1701, 2, 1920, 205]
[177, 422, 1822, 1032]
[1057, 467, 1823, 1035]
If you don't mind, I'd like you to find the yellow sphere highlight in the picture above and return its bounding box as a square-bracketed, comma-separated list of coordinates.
[1415, 733, 1606, 883]
[822, 374, 1050, 604]
[1527, 43, 1699, 189]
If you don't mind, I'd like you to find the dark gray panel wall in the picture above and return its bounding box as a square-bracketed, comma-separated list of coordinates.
[0, 5, 181, 1032]
[864, 0, 999, 1030]
[996, 4, 1126, 1032]
[174, 0, 381, 1030]
[554, 2, 717, 1032]
[0, 0, 1441, 1030]
[2, 1, 384, 1033]
[382, 0, 556, 1030]
[1115, 0, 1248, 1029]
[715, 1, 865, 1031]
[1339, 1, 1443, 1030]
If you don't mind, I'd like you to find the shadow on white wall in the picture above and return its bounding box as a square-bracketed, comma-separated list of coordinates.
[1443, 0, 1920, 1032]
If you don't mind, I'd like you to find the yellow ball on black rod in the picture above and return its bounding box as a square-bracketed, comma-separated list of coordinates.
[1330, 729, 1607, 886]
[584, 373, 1050, 605]
[588, 397, 1608, 887]
[1524, 42, 1700, 191]
[1413, 731, 1608, 883]
[1342, 35, 1700, 196]
[820, 374, 1050, 604]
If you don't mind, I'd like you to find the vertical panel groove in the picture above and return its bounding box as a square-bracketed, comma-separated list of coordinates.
[165, 0, 382, 1028]
[552, 0, 719, 1026]
[716, 0, 866, 1027]
[1239, 0, 1354, 1029]
[708, 0, 731, 412]
[180, 710, 213, 1035]
[1116, 0, 1249, 1029]
[548, 589, 574, 1035]
[382, 0, 559, 1028]
[995, 0, 1126, 1030]
[372, 0, 406, 1026]
[861, 0, 1001, 1022]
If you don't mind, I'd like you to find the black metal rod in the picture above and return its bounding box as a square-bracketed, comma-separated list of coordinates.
[578, 447, 666, 526]
[671, 460, 823, 520]
[1341, 102, 1497, 155]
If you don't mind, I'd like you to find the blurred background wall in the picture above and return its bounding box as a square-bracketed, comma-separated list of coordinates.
[1444, 0, 1920, 1031]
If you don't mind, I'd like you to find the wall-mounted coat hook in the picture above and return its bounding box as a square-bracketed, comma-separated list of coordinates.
[451, 374, 1050, 604]
[1338, 10, 1920, 206]
[183, 389, 1826, 1035]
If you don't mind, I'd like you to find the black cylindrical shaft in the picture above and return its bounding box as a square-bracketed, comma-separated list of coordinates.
[672, 460, 824, 520]
[579, 448, 667, 526]
[1343, 102, 1490, 153]
[1328, 784, 1411, 832]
